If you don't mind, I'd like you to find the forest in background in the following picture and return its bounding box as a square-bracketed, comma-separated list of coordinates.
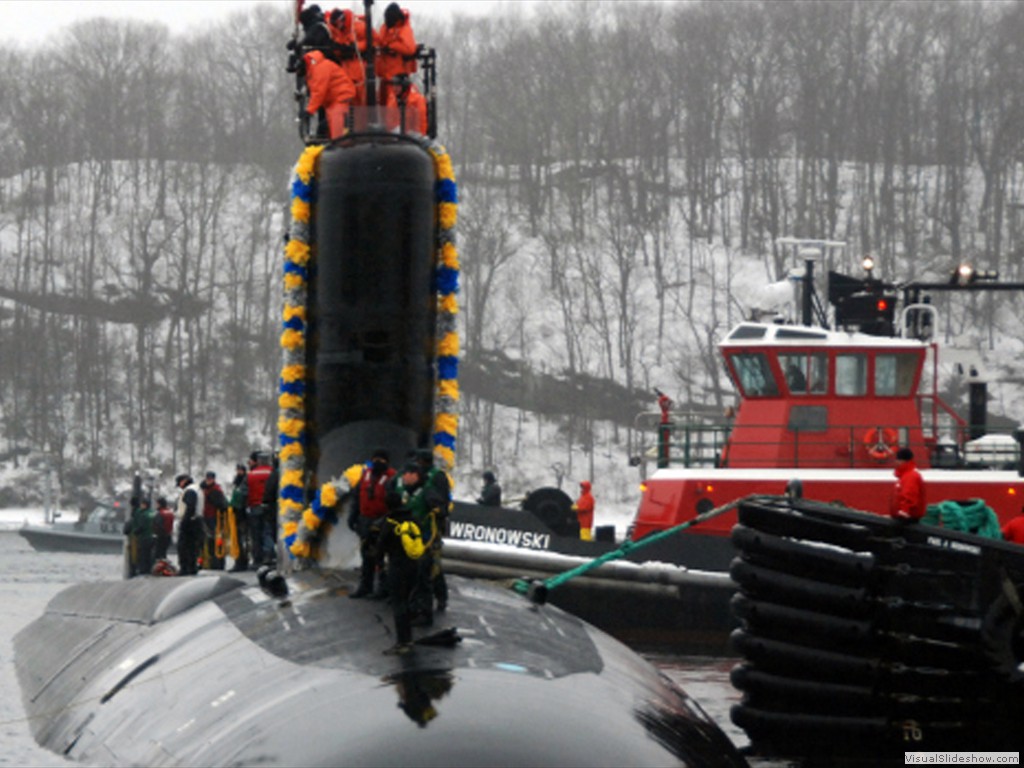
[2, 0, 1024, 504]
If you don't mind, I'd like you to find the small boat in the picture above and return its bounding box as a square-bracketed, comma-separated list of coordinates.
[729, 493, 1024, 758]
[19, 499, 129, 554]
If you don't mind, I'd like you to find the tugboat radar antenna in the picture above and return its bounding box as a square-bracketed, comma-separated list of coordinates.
[775, 238, 844, 328]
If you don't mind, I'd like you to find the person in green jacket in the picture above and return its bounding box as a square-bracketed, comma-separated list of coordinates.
[129, 497, 157, 576]
[415, 449, 451, 614]
[378, 462, 430, 654]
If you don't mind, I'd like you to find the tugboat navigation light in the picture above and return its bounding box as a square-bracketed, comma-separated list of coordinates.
[950, 263, 975, 284]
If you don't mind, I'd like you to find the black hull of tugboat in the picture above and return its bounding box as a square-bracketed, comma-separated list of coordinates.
[729, 495, 1024, 759]
[445, 501, 738, 654]
[449, 500, 737, 571]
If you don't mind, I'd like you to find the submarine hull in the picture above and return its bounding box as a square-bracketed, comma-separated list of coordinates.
[14, 573, 744, 767]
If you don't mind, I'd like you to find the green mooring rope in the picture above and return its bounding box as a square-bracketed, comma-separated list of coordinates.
[512, 495, 756, 600]
[923, 498, 1002, 540]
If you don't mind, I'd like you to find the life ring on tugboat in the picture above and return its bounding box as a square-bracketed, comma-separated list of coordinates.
[863, 427, 899, 461]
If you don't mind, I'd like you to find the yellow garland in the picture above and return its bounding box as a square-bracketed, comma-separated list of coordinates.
[431, 152, 454, 181]
[344, 463, 364, 488]
[321, 482, 338, 508]
[279, 393, 304, 411]
[440, 294, 459, 315]
[285, 240, 311, 265]
[284, 273, 306, 291]
[437, 332, 459, 357]
[435, 413, 458, 436]
[303, 508, 321, 530]
[280, 329, 304, 350]
[281, 364, 306, 382]
[441, 242, 459, 268]
[291, 198, 311, 223]
[435, 445, 455, 469]
[295, 145, 323, 182]
[281, 499, 304, 516]
[283, 520, 299, 537]
[282, 305, 306, 322]
[439, 379, 460, 401]
[438, 202, 457, 230]
[279, 442, 304, 462]
[290, 540, 311, 558]
[278, 417, 305, 438]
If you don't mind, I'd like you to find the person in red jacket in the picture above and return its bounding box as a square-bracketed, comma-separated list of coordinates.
[199, 471, 229, 570]
[573, 480, 596, 541]
[246, 452, 274, 565]
[327, 8, 367, 105]
[154, 496, 175, 562]
[304, 49, 356, 139]
[890, 447, 925, 521]
[374, 3, 417, 105]
[349, 448, 397, 599]
[1002, 507, 1024, 544]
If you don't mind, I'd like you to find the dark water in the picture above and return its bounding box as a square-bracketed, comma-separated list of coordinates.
[652, 654, 748, 751]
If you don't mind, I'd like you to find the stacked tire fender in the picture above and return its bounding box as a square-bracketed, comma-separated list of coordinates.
[729, 495, 1024, 761]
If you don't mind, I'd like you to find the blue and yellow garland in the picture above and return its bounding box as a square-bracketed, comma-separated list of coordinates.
[430, 142, 460, 474]
[277, 144, 322, 560]
[278, 140, 460, 561]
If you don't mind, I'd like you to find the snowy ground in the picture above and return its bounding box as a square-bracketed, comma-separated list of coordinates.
[0, 508, 48, 531]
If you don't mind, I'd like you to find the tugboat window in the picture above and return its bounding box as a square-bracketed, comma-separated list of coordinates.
[875, 353, 916, 396]
[780, 354, 808, 394]
[728, 325, 768, 340]
[809, 353, 828, 393]
[779, 353, 828, 395]
[836, 353, 867, 396]
[731, 353, 779, 397]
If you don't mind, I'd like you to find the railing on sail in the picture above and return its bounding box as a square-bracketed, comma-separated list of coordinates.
[292, 52, 438, 143]
[286, 1, 438, 144]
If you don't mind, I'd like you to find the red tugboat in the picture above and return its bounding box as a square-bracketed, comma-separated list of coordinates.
[629, 239, 1024, 569]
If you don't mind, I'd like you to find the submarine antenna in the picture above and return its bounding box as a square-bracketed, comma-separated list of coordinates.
[364, 0, 377, 110]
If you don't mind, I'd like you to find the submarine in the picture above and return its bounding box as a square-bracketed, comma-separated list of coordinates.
[14, 4, 746, 765]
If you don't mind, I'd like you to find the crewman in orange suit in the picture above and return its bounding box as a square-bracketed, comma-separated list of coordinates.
[384, 75, 428, 135]
[375, 3, 418, 105]
[327, 8, 367, 105]
[573, 480, 596, 541]
[304, 49, 356, 138]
